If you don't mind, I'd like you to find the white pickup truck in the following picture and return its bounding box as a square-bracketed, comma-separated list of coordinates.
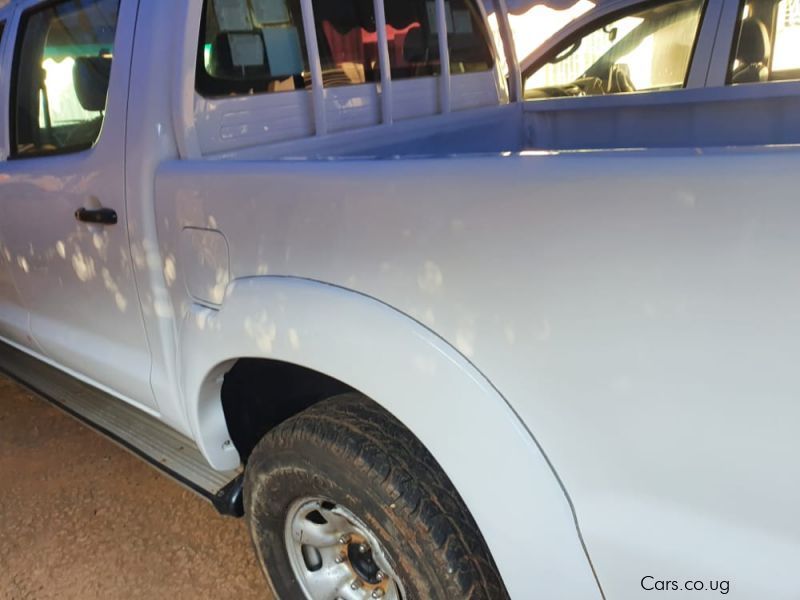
[1, 0, 799, 598]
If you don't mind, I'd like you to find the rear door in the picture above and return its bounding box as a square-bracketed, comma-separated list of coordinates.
[0, 0, 156, 410]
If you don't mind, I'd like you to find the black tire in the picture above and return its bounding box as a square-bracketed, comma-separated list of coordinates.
[244, 392, 508, 600]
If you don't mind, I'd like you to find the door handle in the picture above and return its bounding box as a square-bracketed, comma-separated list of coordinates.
[75, 207, 118, 226]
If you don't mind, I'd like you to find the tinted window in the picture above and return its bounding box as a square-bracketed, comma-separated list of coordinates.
[312, 0, 379, 86]
[312, 0, 493, 86]
[393, 0, 494, 78]
[12, 0, 120, 157]
[197, 0, 310, 96]
[197, 0, 494, 96]
[729, 0, 800, 84]
[524, 0, 705, 100]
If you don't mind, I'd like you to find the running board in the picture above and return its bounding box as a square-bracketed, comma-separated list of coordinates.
[0, 341, 244, 516]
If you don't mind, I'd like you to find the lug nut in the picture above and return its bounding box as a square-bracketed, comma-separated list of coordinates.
[338, 535, 351, 545]
[350, 580, 362, 590]
[372, 590, 385, 599]
[358, 543, 369, 553]
[375, 571, 385, 582]
[334, 553, 346, 564]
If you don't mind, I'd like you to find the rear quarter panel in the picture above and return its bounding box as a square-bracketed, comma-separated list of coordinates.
[156, 146, 800, 599]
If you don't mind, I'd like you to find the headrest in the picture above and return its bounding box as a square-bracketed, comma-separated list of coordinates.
[209, 32, 268, 79]
[262, 26, 303, 77]
[73, 56, 112, 112]
[213, 0, 252, 31]
[736, 17, 770, 65]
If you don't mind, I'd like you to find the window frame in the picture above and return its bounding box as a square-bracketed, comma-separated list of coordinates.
[194, 0, 500, 100]
[0, 0, 18, 161]
[724, 0, 800, 85]
[195, 0, 311, 98]
[521, 0, 712, 97]
[185, 0, 505, 157]
[9, 0, 122, 160]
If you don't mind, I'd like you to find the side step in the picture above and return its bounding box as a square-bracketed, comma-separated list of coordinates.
[0, 341, 244, 516]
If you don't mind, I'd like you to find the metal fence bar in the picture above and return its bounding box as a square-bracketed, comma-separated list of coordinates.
[300, 0, 327, 135]
[374, 0, 394, 124]
[435, 0, 452, 113]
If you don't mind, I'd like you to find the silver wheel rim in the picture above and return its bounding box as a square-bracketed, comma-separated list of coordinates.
[284, 497, 406, 600]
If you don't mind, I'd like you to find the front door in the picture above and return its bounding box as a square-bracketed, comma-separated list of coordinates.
[0, 0, 155, 410]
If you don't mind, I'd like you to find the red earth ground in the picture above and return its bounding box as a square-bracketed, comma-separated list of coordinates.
[0, 375, 272, 599]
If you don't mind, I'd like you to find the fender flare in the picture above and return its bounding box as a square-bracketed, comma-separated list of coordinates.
[179, 276, 600, 599]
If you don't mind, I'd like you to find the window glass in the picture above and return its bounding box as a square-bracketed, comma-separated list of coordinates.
[523, 0, 705, 100]
[729, 0, 800, 84]
[384, 0, 494, 79]
[13, 0, 120, 157]
[311, 0, 494, 87]
[196, 0, 495, 96]
[311, 0, 379, 86]
[197, 0, 310, 96]
[773, 0, 800, 73]
[488, 1, 594, 72]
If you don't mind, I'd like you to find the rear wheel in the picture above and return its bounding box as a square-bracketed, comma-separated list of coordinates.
[244, 393, 507, 599]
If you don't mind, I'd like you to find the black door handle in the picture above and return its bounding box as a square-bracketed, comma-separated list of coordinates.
[75, 207, 118, 225]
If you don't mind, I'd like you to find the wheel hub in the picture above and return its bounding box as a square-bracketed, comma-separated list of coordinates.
[347, 537, 381, 584]
[284, 498, 405, 600]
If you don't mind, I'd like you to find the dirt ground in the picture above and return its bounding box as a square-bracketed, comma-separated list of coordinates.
[0, 375, 272, 600]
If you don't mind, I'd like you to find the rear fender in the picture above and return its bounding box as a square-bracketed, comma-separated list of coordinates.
[179, 276, 600, 599]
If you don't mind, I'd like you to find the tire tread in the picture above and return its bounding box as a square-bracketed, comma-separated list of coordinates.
[251, 393, 508, 599]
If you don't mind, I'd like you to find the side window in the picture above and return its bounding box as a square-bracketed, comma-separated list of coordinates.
[523, 0, 706, 100]
[311, 0, 493, 87]
[197, 0, 310, 96]
[729, 0, 800, 84]
[382, 0, 494, 80]
[12, 0, 120, 158]
[196, 0, 495, 96]
[311, 0, 380, 86]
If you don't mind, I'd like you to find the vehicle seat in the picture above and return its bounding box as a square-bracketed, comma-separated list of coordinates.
[731, 17, 770, 84]
[73, 56, 112, 112]
[209, 32, 268, 80]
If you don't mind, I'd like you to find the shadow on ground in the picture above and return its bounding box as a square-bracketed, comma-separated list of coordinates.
[0, 375, 271, 600]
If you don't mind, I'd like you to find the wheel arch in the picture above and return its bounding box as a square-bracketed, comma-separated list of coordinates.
[179, 276, 600, 599]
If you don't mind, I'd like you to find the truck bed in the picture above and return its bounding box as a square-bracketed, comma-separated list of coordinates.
[155, 142, 800, 599]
